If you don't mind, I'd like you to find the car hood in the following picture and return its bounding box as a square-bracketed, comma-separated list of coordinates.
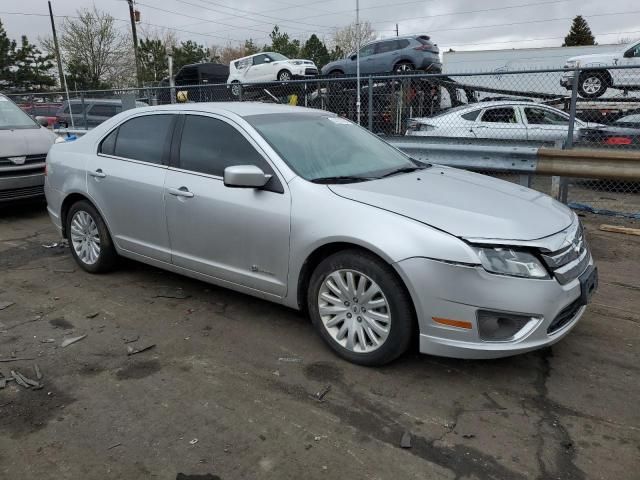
[329, 166, 573, 241]
[567, 52, 620, 64]
[0, 127, 56, 157]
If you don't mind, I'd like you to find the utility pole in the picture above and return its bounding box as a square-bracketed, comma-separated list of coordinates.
[355, 0, 361, 125]
[127, 0, 142, 88]
[47, 1, 65, 90]
[395, 24, 399, 37]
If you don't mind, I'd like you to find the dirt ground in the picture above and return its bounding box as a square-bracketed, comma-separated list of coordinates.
[0, 201, 638, 480]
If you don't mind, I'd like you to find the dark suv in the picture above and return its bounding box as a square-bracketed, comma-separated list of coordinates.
[321, 35, 441, 76]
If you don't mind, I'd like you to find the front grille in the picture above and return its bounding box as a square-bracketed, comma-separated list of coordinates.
[0, 155, 46, 178]
[540, 222, 590, 284]
[0, 185, 44, 201]
[305, 68, 318, 76]
[0, 154, 46, 166]
[548, 299, 583, 334]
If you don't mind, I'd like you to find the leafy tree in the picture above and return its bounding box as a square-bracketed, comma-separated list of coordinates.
[265, 26, 300, 58]
[244, 39, 260, 56]
[300, 34, 330, 68]
[173, 40, 208, 70]
[563, 16, 596, 47]
[138, 38, 168, 83]
[0, 18, 17, 88]
[12, 36, 56, 91]
[328, 45, 344, 62]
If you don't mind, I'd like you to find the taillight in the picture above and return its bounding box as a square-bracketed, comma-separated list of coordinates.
[604, 136, 632, 145]
[414, 45, 431, 51]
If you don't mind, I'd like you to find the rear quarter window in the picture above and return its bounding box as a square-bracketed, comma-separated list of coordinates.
[461, 110, 480, 121]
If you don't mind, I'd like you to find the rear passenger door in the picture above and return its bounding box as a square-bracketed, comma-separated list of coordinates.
[88, 113, 175, 262]
[164, 114, 291, 297]
[472, 106, 527, 141]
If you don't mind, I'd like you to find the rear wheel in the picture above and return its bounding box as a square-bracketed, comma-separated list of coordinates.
[394, 62, 415, 74]
[307, 250, 414, 366]
[66, 200, 117, 273]
[578, 71, 608, 98]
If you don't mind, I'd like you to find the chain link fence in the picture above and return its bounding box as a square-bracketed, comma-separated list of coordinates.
[6, 65, 640, 217]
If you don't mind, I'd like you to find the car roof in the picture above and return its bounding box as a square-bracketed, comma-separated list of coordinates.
[411, 100, 560, 121]
[237, 51, 282, 61]
[123, 102, 332, 118]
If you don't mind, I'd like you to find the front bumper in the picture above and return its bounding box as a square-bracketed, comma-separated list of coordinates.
[0, 171, 45, 202]
[395, 256, 593, 359]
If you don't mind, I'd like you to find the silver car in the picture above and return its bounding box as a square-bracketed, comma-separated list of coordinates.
[44, 103, 597, 365]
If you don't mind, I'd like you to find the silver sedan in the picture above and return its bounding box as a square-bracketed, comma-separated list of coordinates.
[45, 103, 597, 365]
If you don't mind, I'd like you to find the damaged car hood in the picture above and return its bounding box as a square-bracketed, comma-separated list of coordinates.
[329, 166, 573, 241]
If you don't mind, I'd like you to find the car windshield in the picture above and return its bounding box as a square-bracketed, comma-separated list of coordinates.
[268, 53, 289, 61]
[0, 96, 39, 130]
[246, 113, 422, 182]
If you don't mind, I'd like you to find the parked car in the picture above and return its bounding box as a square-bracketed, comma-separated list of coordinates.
[45, 102, 596, 365]
[321, 35, 441, 76]
[579, 125, 640, 147]
[20, 102, 61, 127]
[175, 62, 229, 86]
[1, 94, 60, 201]
[227, 52, 318, 95]
[609, 111, 640, 129]
[406, 100, 602, 142]
[56, 98, 147, 128]
[561, 38, 640, 98]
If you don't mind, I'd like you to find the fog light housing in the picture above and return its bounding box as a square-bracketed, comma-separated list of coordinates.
[477, 311, 538, 342]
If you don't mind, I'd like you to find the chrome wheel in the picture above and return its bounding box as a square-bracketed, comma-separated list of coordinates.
[582, 76, 602, 95]
[318, 269, 391, 353]
[395, 63, 414, 73]
[70, 210, 101, 265]
[278, 71, 291, 81]
[230, 82, 241, 96]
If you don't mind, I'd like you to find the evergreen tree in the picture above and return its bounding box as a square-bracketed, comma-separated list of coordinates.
[173, 40, 208, 70]
[12, 36, 56, 91]
[266, 26, 300, 58]
[299, 34, 330, 68]
[138, 38, 168, 83]
[563, 16, 596, 47]
[244, 39, 260, 56]
[0, 18, 17, 88]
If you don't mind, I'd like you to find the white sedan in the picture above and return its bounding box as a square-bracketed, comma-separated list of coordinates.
[406, 100, 598, 142]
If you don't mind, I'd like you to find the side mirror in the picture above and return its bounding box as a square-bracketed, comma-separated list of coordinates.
[224, 165, 271, 188]
[264, 57, 271, 63]
[350, 54, 357, 61]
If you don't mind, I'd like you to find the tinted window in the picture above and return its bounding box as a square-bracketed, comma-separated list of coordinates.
[626, 44, 640, 58]
[253, 54, 269, 65]
[461, 110, 480, 121]
[89, 104, 120, 117]
[359, 44, 376, 57]
[524, 107, 568, 125]
[481, 107, 517, 123]
[398, 39, 410, 49]
[66, 103, 85, 114]
[179, 115, 270, 177]
[100, 129, 118, 156]
[114, 115, 173, 164]
[615, 113, 640, 124]
[376, 41, 397, 54]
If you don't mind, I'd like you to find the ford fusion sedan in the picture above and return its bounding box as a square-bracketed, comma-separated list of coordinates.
[45, 103, 597, 365]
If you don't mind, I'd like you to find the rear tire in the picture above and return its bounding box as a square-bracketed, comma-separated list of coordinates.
[578, 71, 608, 98]
[307, 249, 414, 366]
[66, 200, 117, 273]
[394, 62, 415, 74]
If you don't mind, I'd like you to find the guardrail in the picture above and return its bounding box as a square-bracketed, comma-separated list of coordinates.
[386, 137, 640, 181]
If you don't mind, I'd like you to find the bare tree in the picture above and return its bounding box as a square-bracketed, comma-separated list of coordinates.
[209, 42, 248, 64]
[52, 7, 134, 88]
[331, 21, 376, 56]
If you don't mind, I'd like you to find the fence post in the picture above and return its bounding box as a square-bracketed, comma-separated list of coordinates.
[556, 67, 580, 203]
[368, 76, 373, 131]
[80, 92, 88, 130]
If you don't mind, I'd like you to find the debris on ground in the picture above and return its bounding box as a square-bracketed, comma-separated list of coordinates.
[0, 301, 14, 310]
[599, 224, 640, 236]
[85, 312, 100, 319]
[126, 344, 156, 356]
[400, 431, 412, 449]
[0, 357, 36, 363]
[41, 242, 60, 249]
[153, 289, 191, 300]
[34, 364, 42, 380]
[40, 338, 55, 344]
[123, 335, 140, 344]
[107, 443, 122, 450]
[278, 357, 302, 363]
[462, 434, 476, 439]
[313, 384, 331, 402]
[61, 334, 87, 348]
[189, 438, 199, 445]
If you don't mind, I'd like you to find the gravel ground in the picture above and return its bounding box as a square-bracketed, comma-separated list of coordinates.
[0, 201, 638, 480]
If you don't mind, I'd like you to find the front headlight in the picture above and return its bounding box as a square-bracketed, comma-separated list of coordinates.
[292, 61, 303, 65]
[476, 248, 549, 279]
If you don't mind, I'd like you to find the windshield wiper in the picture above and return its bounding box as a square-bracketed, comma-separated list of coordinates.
[310, 175, 374, 184]
[378, 164, 429, 179]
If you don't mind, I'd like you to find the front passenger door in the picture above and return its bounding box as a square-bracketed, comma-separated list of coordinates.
[473, 107, 527, 141]
[164, 114, 291, 297]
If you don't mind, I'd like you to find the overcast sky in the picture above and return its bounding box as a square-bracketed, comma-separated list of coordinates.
[2, 0, 640, 52]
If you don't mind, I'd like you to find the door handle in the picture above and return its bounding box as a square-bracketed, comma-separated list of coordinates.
[89, 169, 106, 178]
[168, 187, 194, 198]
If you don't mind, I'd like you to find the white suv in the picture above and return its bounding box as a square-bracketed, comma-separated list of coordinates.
[561, 39, 640, 98]
[227, 52, 318, 95]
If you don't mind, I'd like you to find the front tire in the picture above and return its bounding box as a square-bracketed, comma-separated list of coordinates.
[307, 250, 414, 366]
[578, 71, 608, 98]
[278, 70, 292, 81]
[66, 200, 117, 273]
[230, 81, 241, 97]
